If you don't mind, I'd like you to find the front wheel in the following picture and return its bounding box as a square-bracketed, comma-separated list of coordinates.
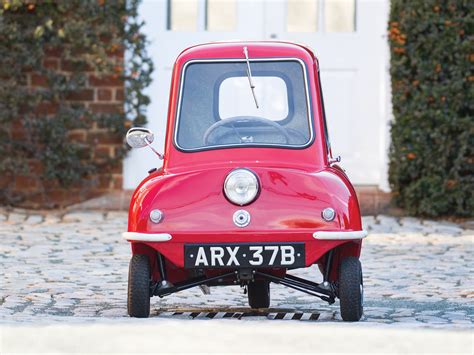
[338, 257, 363, 321]
[248, 280, 270, 309]
[127, 254, 151, 318]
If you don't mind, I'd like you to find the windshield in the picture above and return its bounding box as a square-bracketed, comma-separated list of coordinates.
[175, 59, 312, 151]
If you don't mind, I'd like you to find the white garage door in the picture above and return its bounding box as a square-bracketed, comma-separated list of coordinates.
[124, 0, 391, 190]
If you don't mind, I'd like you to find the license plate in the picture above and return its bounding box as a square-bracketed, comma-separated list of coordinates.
[184, 243, 305, 269]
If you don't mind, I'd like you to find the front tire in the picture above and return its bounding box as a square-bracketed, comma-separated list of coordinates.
[127, 254, 151, 318]
[338, 257, 363, 321]
[248, 280, 270, 309]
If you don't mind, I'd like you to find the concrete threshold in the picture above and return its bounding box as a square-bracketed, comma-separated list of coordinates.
[1, 321, 472, 354]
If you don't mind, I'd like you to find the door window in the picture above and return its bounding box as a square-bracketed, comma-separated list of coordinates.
[168, 0, 199, 31]
[287, 0, 356, 33]
[287, 0, 319, 32]
[207, 0, 236, 31]
[325, 0, 356, 32]
[167, 0, 236, 31]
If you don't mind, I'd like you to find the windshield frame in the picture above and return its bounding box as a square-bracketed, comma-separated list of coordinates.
[173, 57, 315, 153]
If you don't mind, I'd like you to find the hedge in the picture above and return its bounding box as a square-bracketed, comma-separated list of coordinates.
[0, 0, 153, 206]
[388, 0, 473, 217]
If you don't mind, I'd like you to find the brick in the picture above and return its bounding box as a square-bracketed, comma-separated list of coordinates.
[36, 102, 58, 115]
[11, 120, 23, 130]
[0, 176, 13, 189]
[47, 188, 100, 207]
[95, 146, 113, 159]
[13, 192, 44, 209]
[46, 189, 66, 203]
[42, 178, 61, 189]
[31, 74, 48, 86]
[66, 89, 94, 101]
[115, 88, 124, 101]
[98, 175, 112, 189]
[20, 64, 33, 73]
[109, 162, 123, 174]
[87, 132, 122, 145]
[14, 176, 39, 190]
[89, 103, 122, 114]
[43, 58, 59, 70]
[11, 127, 26, 140]
[89, 75, 123, 86]
[29, 161, 44, 174]
[354, 186, 392, 215]
[112, 175, 123, 189]
[67, 130, 86, 142]
[44, 47, 62, 57]
[358, 193, 376, 215]
[97, 89, 112, 101]
[61, 59, 93, 72]
[10, 120, 26, 140]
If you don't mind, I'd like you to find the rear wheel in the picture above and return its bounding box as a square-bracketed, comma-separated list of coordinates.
[338, 257, 363, 321]
[127, 254, 151, 318]
[248, 280, 270, 309]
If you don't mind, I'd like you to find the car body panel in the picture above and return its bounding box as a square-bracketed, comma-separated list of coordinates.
[128, 166, 361, 233]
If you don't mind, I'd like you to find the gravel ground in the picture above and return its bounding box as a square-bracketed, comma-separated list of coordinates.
[1, 210, 472, 329]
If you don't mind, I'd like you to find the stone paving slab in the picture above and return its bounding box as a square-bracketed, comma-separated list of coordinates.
[0, 211, 473, 329]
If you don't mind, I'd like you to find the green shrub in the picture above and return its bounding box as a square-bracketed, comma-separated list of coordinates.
[388, 0, 473, 217]
[0, 0, 153, 206]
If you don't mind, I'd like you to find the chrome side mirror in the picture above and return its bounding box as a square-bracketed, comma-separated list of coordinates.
[125, 127, 164, 160]
[126, 127, 154, 149]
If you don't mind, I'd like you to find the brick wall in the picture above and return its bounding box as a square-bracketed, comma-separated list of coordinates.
[6, 50, 125, 209]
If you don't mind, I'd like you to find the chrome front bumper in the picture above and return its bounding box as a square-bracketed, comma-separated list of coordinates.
[123, 230, 368, 242]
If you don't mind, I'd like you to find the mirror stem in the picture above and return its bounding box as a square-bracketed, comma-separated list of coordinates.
[145, 138, 164, 160]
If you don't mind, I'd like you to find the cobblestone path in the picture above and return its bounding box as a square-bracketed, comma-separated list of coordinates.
[1, 210, 472, 328]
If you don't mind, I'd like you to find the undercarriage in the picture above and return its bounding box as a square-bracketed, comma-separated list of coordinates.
[150, 250, 337, 304]
[128, 248, 363, 321]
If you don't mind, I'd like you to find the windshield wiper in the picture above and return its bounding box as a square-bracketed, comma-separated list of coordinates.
[243, 46, 259, 109]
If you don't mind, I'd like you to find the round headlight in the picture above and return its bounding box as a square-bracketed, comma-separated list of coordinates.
[224, 169, 259, 206]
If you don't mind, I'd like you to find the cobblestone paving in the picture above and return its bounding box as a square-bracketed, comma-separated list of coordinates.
[1, 210, 473, 328]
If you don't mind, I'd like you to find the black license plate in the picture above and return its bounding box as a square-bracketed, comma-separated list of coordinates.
[184, 243, 305, 269]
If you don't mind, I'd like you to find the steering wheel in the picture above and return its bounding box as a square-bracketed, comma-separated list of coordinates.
[203, 116, 290, 145]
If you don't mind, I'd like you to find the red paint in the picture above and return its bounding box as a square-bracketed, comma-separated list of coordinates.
[127, 42, 364, 283]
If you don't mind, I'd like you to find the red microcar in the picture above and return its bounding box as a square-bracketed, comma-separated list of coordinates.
[124, 42, 367, 321]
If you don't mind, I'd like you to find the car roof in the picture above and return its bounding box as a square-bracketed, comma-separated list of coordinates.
[175, 41, 318, 68]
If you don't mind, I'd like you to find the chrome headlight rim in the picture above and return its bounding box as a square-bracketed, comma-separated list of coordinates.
[224, 168, 260, 206]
